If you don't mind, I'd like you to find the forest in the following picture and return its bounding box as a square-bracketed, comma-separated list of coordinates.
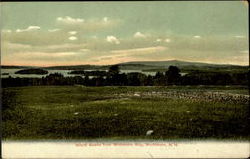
[2, 65, 248, 88]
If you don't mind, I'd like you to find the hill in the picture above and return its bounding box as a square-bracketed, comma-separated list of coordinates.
[15, 68, 48, 75]
[120, 60, 235, 67]
[1, 65, 32, 69]
[119, 60, 248, 73]
[43, 63, 160, 70]
[43, 65, 107, 70]
[1, 60, 248, 72]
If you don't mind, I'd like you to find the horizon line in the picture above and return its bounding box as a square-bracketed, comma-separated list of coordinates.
[1, 59, 249, 67]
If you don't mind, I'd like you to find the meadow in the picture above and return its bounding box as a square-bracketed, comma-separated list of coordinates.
[2, 85, 249, 140]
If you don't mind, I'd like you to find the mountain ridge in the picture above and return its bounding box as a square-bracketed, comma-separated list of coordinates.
[119, 60, 239, 67]
[1, 60, 248, 70]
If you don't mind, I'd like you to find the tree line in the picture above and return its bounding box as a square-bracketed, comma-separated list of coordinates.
[1, 65, 248, 88]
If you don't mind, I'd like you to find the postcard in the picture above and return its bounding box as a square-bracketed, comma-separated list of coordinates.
[1, 1, 249, 158]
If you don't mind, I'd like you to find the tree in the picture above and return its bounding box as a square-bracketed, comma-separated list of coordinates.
[153, 72, 166, 86]
[127, 72, 147, 86]
[145, 75, 154, 86]
[165, 66, 181, 85]
[107, 65, 120, 85]
[45, 73, 64, 85]
[95, 76, 105, 86]
[84, 75, 90, 86]
[108, 65, 120, 75]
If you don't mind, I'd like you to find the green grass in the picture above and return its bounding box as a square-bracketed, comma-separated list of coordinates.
[2, 86, 249, 140]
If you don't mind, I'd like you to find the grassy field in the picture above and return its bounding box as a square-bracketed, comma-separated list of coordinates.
[2, 85, 249, 140]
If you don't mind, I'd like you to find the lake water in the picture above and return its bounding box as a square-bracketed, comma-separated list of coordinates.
[0, 69, 159, 78]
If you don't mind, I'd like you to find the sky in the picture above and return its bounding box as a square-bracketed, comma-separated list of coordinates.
[1, 1, 249, 66]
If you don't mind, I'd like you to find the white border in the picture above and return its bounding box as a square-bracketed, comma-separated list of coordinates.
[2, 141, 250, 158]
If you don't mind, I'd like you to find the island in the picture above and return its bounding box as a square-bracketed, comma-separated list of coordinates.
[69, 70, 108, 76]
[1, 73, 10, 75]
[15, 68, 48, 75]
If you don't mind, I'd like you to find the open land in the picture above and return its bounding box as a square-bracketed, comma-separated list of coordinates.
[2, 85, 249, 140]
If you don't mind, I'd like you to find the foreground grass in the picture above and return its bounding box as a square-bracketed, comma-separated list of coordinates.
[2, 86, 249, 140]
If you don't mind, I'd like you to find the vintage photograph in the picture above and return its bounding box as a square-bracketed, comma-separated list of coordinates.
[1, 1, 249, 158]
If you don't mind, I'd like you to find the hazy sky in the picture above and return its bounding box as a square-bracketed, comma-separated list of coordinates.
[1, 1, 249, 66]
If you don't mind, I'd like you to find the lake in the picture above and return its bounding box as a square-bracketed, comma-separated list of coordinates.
[0, 69, 160, 78]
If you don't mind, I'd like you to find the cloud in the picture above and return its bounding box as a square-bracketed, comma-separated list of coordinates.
[3, 30, 70, 46]
[2, 27, 248, 66]
[3, 50, 76, 61]
[86, 46, 168, 65]
[240, 50, 249, 54]
[6, 51, 83, 66]
[2, 29, 12, 33]
[111, 46, 167, 55]
[57, 16, 84, 24]
[2, 16, 121, 47]
[91, 35, 98, 39]
[228, 54, 249, 65]
[31, 52, 78, 57]
[103, 17, 108, 22]
[193, 35, 201, 39]
[106, 36, 120, 44]
[4, 42, 32, 49]
[134, 32, 147, 38]
[2, 42, 32, 55]
[79, 49, 90, 52]
[165, 38, 171, 43]
[2, 41, 87, 54]
[68, 31, 77, 35]
[56, 16, 121, 32]
[45, 43, 85, 52]
[48, 29, 60, 32]
[68, 36, 78, 41]
[89, 55, 135, 65]
[234, 35, 245, 38]
[166, 35, 248, 53]
[156, 38, 162, 42]
[16, 26, 41, 32]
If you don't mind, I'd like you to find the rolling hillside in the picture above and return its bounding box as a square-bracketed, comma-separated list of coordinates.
[1, 60, 248, 72]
